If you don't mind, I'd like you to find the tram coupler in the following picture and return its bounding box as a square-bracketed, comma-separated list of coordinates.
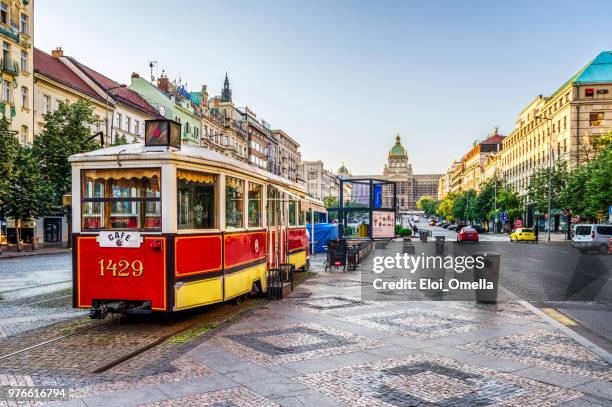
[89, 303, 109, 319]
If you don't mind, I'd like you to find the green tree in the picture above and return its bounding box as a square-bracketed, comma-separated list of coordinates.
[416, 196, 438, 217]
[436, 192, 457, 221]
[527, 160, 568, 215]
[3, 146, 54, 250]
[323, 196, 337, 208]
[0, 118, 19, 246]
[111, 132, 129, 146]
[32, 100, 98, 210]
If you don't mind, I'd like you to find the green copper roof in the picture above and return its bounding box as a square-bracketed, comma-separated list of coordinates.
[189, 92, 201, 106]
[389, 134, 407, 156]
[575, 51, 612, 83]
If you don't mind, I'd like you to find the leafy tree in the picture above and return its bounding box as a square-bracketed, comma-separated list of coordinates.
[32, 100, 98, 210]
[3, 146, 54, 250]
[436, 192, 457, 221]
[111, 132, 129, 146]
[322, 196, 337, 208]
[0, 118, 19, 246]
[527, 160, 568, 215]
[416, 196, 438, 216]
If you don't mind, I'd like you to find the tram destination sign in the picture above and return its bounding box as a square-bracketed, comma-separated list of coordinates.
[145, 119, 181, 150]
[97, 231, 143, 248]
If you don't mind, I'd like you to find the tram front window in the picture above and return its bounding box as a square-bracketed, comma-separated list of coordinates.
[226, 176, 244, 229]
[177, 170, 217, 229]
[81, 169, 161, 230]
[248, 182, 262, 228]
[267, 186, 280, 226]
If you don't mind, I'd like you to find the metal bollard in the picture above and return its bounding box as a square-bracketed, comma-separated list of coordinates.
[435, 235, 445, 254]
[473, 253, 500, 304]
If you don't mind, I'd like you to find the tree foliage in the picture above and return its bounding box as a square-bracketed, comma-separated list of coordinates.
[0, 117, 19, 208]
[32, 100, 98, 210]
[416, 195, 438, 216]
[526, 160, 568, 215]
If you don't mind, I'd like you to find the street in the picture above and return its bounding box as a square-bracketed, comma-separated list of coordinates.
[0, 253, 72, 300]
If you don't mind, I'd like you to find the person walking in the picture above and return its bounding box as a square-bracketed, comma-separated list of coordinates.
[534, 223, 539, 243]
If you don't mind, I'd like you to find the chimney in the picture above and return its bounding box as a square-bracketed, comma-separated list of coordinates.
[51, 47, 64, 58]
[157, 75, 169, 92]
[131, 72, 140, 79]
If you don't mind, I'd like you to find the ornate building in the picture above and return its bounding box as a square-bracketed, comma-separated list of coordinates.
[347, 134, 441, 212]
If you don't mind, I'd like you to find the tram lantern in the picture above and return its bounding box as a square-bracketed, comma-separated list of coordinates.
[145, 119, 181, 150]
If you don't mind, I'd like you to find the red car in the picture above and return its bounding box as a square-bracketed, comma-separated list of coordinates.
[457, 227, 479, 243]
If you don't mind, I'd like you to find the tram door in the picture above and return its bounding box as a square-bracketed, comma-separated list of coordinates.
[267, 186, 286, 268]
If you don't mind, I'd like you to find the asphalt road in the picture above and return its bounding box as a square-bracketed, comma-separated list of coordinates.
[415, 218, 612, 350]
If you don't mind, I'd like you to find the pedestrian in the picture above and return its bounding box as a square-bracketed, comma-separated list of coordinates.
[413, 224, 419, 235]
[534, 223, 539, 242]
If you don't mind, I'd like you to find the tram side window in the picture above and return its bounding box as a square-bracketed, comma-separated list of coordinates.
[288, 199, 297, 226]
[81, 169, 161, 230]
[177, 170, 217, 230]
[267, 186, 280, 227]
[298, 207, 306, 226]
[226, 176, 244, 229]
[248, 182, 262, 228]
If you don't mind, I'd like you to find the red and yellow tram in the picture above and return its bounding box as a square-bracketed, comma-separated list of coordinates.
[70, 120, 323, 317]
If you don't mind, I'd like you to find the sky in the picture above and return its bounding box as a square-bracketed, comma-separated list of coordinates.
[35, 0, 612, 175]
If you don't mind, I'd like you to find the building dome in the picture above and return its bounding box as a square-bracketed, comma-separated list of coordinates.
[389, 134, 407, 156]
[337, 163, 350, 176]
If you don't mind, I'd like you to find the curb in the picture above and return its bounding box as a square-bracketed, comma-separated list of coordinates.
[519, 300, 612, 364]
[0, 250, 72, 260]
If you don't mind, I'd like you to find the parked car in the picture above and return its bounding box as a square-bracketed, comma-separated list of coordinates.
[456, 224, 468, 233]
[472, 225, 486, 234]
[412, 215, 420, 222]
[428, 219, 437, 226]
[448, 224, 458, 231]
[442, 223, 450, 229]
[457, 227, 479, 243]
[573, 224, 612, 254]
[510, 228, 536, 242]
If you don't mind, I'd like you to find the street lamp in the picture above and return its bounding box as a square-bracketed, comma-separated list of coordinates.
[536, 115, 553, 241]
[106, 84, 127, 145]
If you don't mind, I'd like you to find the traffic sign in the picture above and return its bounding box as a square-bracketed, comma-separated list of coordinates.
[500, 211, 507, 224]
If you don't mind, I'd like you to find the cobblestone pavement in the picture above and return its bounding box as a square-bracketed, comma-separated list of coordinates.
[2, 245, 612, 406]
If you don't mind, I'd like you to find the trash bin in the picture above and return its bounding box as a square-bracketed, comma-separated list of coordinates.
[435, 236, 445, 254]
[347, 247, 358, 271]
[473, 253, 500, 303]
[419, 231, 428, 243]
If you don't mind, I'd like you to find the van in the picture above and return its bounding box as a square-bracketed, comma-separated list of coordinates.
[573, 224, 612, 254]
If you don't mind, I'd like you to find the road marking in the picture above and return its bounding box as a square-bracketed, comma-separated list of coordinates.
[520, 301, 612, 364]
[541, 308, 577, 326]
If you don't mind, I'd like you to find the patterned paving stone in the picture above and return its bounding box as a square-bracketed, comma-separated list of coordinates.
[209, 322, 383, 365]
[139, 386, 279, 407]
[440, 301, 542, 321]
[292, 296, 373, 313]
[460, 329, 612, 381]
[295, 353, 583, 406]
[300, 278, 365, 288]
[343, 309, 504, 340]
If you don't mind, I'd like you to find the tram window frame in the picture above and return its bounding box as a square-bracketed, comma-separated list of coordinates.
[177, 170, 218, 230]
[288, 199, 297, 227]
[267, 185, 280, 227]
[225, 176, 245, 229]
[298, 205, 306, 226]
[247, 181, 263, 228]
[80, 168, 161, 231]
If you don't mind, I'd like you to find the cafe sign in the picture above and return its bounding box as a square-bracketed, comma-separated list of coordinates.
[97, 231, 143, 248]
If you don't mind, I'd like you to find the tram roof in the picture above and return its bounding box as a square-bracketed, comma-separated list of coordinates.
[69, 142, 323, 208]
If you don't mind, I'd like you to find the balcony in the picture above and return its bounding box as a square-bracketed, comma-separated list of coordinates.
[0, 24, 19, 42]
[1, 59, 19, 76]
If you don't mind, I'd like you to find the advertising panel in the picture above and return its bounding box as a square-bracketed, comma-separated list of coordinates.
[372, 211, 395, 238]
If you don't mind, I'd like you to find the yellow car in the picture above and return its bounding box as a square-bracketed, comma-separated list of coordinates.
[511, 228, 537, 242]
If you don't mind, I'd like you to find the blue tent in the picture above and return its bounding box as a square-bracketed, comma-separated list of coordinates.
[306, 223, 339, 253]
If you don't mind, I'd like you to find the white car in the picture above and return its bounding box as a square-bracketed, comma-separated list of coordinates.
[573, 224, 612, 254]
[412, 215, 420, 223]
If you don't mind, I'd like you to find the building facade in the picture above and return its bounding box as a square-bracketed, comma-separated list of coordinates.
[273, 129, 301, 183]
[1, 0, 33, 144]
[301, 160, 340, 201]
[460, 132, 504, 192]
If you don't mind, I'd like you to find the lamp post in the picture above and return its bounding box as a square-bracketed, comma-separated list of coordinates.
[105, 84, 127, 145]
[536, 115, 553, 241]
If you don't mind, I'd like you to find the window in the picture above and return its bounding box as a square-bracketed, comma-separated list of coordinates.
[20, 86, 27, 108]
[248, 182, 262, 228]
[126, 116, 131, 133]
[177, 170, 217, 230]
[590, 112, 604, 126]
[1, 79, 9, 102]
[2, 41, 9, 61]
[20, 50, 27, 72]
[288, 199, 297, 226]
[19, 13, 27, 34]
[308, 171, 317, 180]
[298, 207, 305, 225]
[267, 186, 280, 226]
[0, 3, 7, 25]
[134, 120, 140, 135]
[81, 168, 161, 230]
[42, 95, 51, 114]
[115, 113, 122, 129]
[225, 176, 244, 228]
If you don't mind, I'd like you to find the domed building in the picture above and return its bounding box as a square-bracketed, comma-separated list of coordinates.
[347, 134, 441, 215]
